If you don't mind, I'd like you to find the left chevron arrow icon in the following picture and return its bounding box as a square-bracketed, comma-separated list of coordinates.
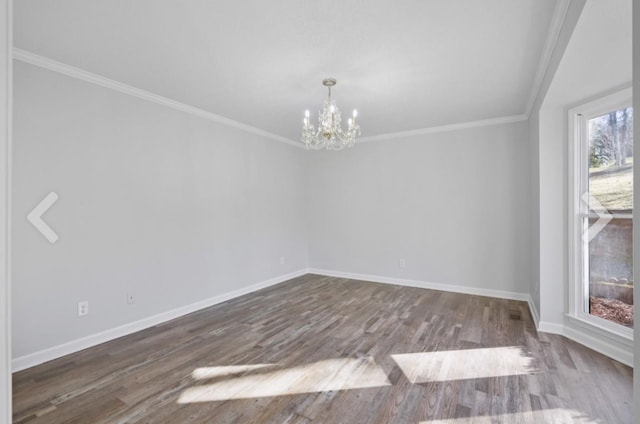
[27, 192, 59, 244]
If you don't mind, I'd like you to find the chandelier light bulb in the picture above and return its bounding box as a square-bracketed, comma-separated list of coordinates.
[301, 78, 361, 150]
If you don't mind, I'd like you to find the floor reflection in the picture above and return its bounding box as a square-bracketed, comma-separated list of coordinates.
[178, 356, 391, 403]
[392, 346, 536, 383]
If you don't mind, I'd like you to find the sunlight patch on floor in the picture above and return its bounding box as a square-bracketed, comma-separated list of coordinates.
[392, 346, 536, 383]
[178, 356, 391, 403]
[421, 408, 602, 423]
[191, 364, 275, 380]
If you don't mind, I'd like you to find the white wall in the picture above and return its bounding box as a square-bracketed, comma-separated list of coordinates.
[528, 112, 540, 317]
[537, 0, 632, 329]
[528, 110, 540, 316]
[526, 0, 633, 365]
[11, 61, 308, 360]
[0, 0, 11, 420]
[527, 0, 586, 324]
[538, 107, 567, 326]
[307, 122, 531, 297]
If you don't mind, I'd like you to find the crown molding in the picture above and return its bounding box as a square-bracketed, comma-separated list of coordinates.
[356, 114, 528, 143]
[12, 48, 304, 149]
[524, 0, 572, 117]
[14, 48, 539, 148]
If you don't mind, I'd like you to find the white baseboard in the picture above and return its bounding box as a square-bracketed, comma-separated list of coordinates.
[12, 269, 308, 372]
[527, 295, 540, 328]
[535, 319, 632, 367]
[308, 268, 530, 302]
[15, 268, 633, 371]
[562, 324, 633, 367]
[310, 269, 633, 367]
[538, 321, 564, 334]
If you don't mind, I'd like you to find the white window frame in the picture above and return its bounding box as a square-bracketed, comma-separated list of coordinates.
[568, 87, 633, 340]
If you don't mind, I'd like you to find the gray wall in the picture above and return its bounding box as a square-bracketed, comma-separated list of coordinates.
[12, 62, 308, 358]
[0, 0, 10, 419]
[528, 111, 541, 317]
[537, 107, 568, 326]
[306, 122, 531, 295]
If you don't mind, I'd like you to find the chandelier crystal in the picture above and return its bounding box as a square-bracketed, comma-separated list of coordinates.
[302, 78, 361, 150]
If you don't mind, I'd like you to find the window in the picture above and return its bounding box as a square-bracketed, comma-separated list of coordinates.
[569, 89, 633, 336]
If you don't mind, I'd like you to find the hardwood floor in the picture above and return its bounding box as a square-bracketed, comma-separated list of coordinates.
[13, 274, 633, 423]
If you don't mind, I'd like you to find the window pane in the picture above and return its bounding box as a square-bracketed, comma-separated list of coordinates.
[587, 107, 633, 328]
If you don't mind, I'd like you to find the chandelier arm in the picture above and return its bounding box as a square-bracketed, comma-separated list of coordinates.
[302, 78, 359, 150]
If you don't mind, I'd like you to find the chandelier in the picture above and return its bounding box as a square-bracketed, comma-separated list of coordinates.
[302, 78, 361, 150]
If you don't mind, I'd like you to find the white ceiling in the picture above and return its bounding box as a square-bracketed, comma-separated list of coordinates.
[14, 0, 559, 142]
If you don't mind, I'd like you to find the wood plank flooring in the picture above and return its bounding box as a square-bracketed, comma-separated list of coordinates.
[13, 274, 633, 423]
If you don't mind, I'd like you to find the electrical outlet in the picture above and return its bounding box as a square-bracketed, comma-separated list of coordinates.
[78, 301, 89, 317]
[399, 258, 406, 268]
[126, 294, 135, 305]
[280, 256, 285, 265]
